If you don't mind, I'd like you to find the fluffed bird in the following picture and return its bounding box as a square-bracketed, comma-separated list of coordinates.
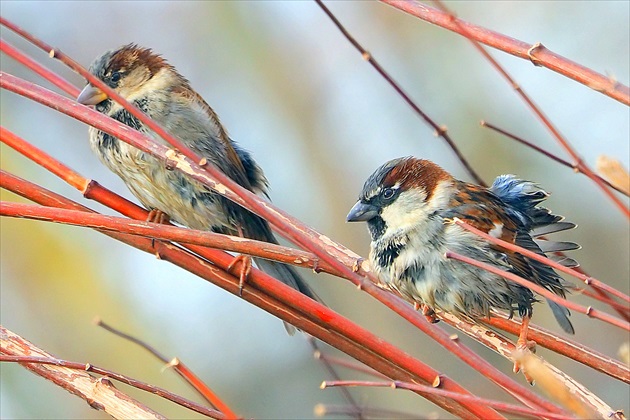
[347, 157, 578, 360]
[77, 44, 320, 331]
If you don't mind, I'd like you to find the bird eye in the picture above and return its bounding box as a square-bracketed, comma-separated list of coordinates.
[382, 188, 395, 200]
[110, 71, 121, 83]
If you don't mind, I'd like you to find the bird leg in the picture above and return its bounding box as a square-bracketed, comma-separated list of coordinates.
[228, 255, 252, 296]
[227, 226, 253, 297]
[513, 315, 537, 382]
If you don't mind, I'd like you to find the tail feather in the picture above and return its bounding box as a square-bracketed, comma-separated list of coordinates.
[535, 240, 581, 253]
[547, 299, 575, 334]
[549, 254, 580, 268]
[532, 221, 576, 237]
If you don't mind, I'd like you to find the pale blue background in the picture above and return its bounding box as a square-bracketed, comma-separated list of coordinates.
[1, 1, 628, 418]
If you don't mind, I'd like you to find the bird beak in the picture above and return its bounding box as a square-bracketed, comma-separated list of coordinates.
[347, 201, 379, 222]
[77, 84, 108, 106]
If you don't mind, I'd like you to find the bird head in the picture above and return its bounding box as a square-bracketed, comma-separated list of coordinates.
[347, 157, 454, 240]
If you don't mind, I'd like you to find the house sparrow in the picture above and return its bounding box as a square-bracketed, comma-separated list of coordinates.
[77, 44, 320, 326]
[347, 157, 577, 354]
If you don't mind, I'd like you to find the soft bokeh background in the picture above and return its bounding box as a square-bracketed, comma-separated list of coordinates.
[1, 1, 628, 418]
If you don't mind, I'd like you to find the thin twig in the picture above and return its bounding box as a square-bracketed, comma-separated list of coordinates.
[445, 251, 630, 331]
[451, 218, 630, 304]
[322, 380, 575, 420]
[95, 319, 239, 419]
[480, 121, 628, 197]
[308, 338, 364, 419]
[313, 0, 485, 186]
[0, 355, 225, 419]
[379, 1, 630, 105]
[429, 0, 629, 218]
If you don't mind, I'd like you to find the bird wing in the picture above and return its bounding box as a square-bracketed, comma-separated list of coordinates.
[173, 84, 255, 192]
[445, 183, 568, 293]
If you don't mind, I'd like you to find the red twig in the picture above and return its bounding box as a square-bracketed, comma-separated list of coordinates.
[0, 71, 559, 416]
[480, 121, 628, 197]
[445, 251, 630, 332]
[322, 380, 574, 420]
[95, 319, 239, 419]
[451, 218, 630, 305]
[379, 0, 630, 106]
[0, 355, 225, 419]
[0, 38, 79, 97]
[313, 0, 485, 186]
[428, 1, 629, 218]
[0, 199, 323, 273]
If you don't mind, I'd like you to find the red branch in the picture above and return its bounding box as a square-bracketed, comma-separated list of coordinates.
[451, 218, 630, 305]
[0, 72, 563, 416]
[322, 380, 574, 420]
[446, 251, 630, 332]
[380, 0, 630, 106]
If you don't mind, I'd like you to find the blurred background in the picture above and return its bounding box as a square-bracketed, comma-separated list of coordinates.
[1, 1, 628, 418]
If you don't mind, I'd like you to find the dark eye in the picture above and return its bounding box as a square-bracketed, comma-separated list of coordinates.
[110, 71, 121, 83]
[382, 188, 395, 200]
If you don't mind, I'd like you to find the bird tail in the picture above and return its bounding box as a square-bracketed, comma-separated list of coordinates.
[240, 210, 323, 333]
[254, 257, 322, 302]
[254, 258, 323, 335]
[547, 299, 575, 334]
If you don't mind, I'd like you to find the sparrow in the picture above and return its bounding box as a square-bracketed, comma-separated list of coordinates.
[347, 157, 577, 353]
[77, 44, 320, 327]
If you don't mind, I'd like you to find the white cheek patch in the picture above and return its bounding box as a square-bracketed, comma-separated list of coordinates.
[379, 180, 454, 236]
[489, 222, 504, 238]
[380, 189, 429, 234]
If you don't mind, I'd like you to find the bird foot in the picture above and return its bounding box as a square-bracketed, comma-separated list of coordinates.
[146, 209, 170, 225]
[513, 336, 536, 385]
[513, 316, 536, 385]
[418, 303, 439, 324]
[228, 255, 252, 297]
[146, 209, 170, 249]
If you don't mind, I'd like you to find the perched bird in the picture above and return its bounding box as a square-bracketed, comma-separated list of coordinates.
[347, 157, 578, 355]
[77, 44, 319, 325]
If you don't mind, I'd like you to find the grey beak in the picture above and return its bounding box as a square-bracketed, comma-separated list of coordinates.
[347, 201, 379, 222]
[77, 84, 108, 106]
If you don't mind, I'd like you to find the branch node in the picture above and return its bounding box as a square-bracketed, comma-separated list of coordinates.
[361, 51, 371, 61]
[432, 375, 442, 388]
[48, 48, 57, 58]
[198, 157, 208, 167]
[527, 42, 545, 67]
[312, 258, 322, 273]
[433, 125, 448, 137]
